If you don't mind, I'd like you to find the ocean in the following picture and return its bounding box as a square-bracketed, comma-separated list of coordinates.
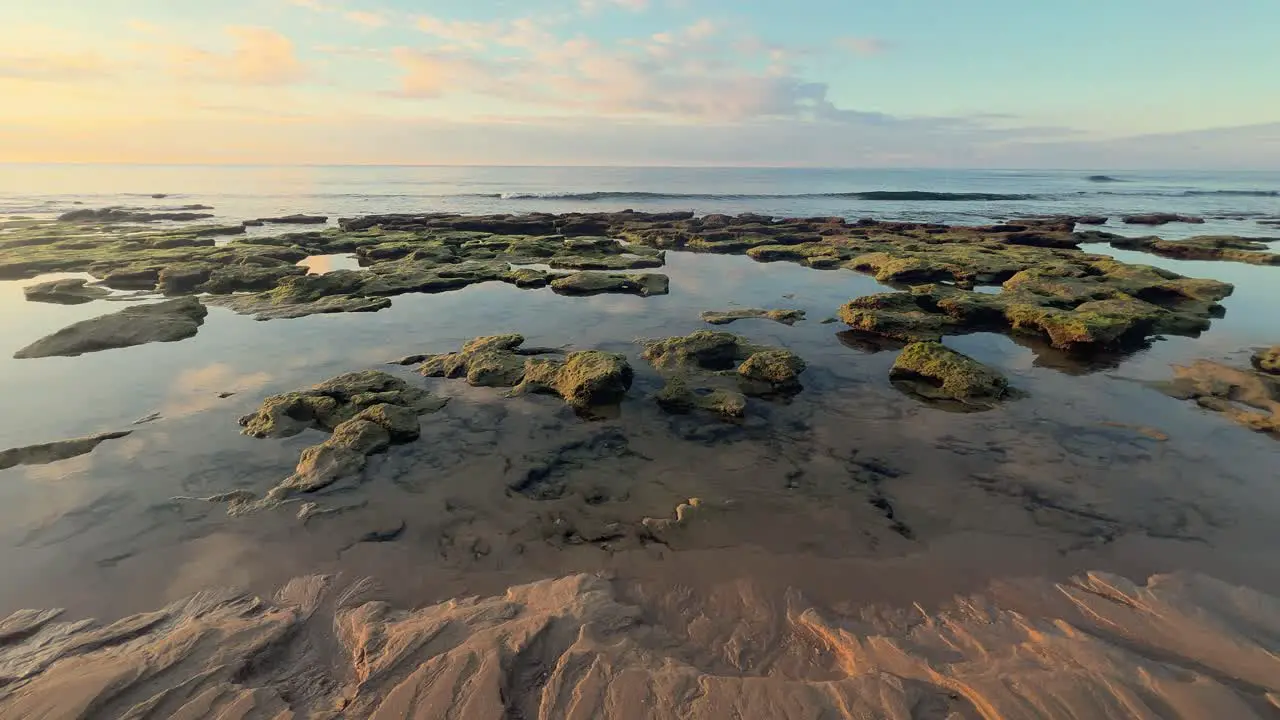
[2, 164, 1279, 240]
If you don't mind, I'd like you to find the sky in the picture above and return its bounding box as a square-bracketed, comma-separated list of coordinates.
[1, 0, 1278, 167]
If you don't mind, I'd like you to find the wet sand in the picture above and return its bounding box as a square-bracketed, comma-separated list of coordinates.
[2, 216, 1279, 717]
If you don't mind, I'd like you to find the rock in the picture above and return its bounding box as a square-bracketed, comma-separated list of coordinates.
[206, 293, 391, 321]
[1075, 215, 1109, 225]
[418, 334, 531, 388]
[700, 308, 806, 326]
[239, 370, 447, 438]
[890, 341, 1012, 408]
[353, 403, 421, 441]
[279, 442, 369, 495]
[249, 214, 329, 225]
[1253, 347, 1280, 375]
[0, 430, 131, 471]
[13, 297, 208, 359]
[642, 331, 758, 372]
[516, 351, 634, 410]
[22, 278, 110, 305]
[57, 208, 216, 223]
[1086, 175, 1123, 182]
[550, 272, 669, 297]
[1122, 213, 1205, 226]
[327, 418, 392, 455]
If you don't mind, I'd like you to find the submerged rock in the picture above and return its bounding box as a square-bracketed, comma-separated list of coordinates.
[550, 272, 670, 297]
[1122, 213, 1205, 226]
[247, 214, 329, 225]
[890, 341, 1012, 409]
[22, 278, 110, 305]
[239, 370, 447, 439]
[737, 349, 807, 392]
[1158, 359, 1280, 438]
[700, 308, 806, 326]
[655, 377, 748, 418]
[0, 430, 132, 471]
[57, 208, 215, 223]
[13, 297, 208, 359]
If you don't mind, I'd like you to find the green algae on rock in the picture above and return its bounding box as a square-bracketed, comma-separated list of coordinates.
[0, 430, 132, 471]
[889, 342, 1012, 409]
[239, 370, 447, 439]
[839, 256, 1234, 353]
[641, 331, 807, 417]
[700, 308, 806, 326]
[208, 372, 448, 515]
[13, 297, 208, 359]
[22, 278, 111, 305]
[514, 351, 635, 410]
[408, 335, 634, 413]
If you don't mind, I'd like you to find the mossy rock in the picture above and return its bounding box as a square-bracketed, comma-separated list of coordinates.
[890, 342, 1012, 409]
[239, 370, 447, 438]
[642, 331, 757, 372]
[1252, 347, 1280, 375]
[516, 351, 634, 409]
[738, 349, 807, 392]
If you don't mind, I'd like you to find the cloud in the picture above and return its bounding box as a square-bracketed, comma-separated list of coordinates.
[344, 10, 387, 28]
[392, 18, 891, 124]
[0, 52, 111, 82]
[836, 37, 888, 56]
[580, 0, 649, 12]
[167, 26, 307, 85]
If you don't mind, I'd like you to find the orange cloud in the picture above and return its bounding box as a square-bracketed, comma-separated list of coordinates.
[168, 26, 307, 86]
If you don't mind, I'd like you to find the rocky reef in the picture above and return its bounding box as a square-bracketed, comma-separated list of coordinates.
[641, 331, 807, 417]
[838, 259, 1231, 353]
[12, 297, 208, 359]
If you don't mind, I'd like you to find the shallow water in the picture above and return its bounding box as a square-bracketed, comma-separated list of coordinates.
[2, 235, 1279, 628]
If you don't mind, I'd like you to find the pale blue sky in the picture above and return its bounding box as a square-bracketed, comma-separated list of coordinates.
[1, 0, 1277, 166]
